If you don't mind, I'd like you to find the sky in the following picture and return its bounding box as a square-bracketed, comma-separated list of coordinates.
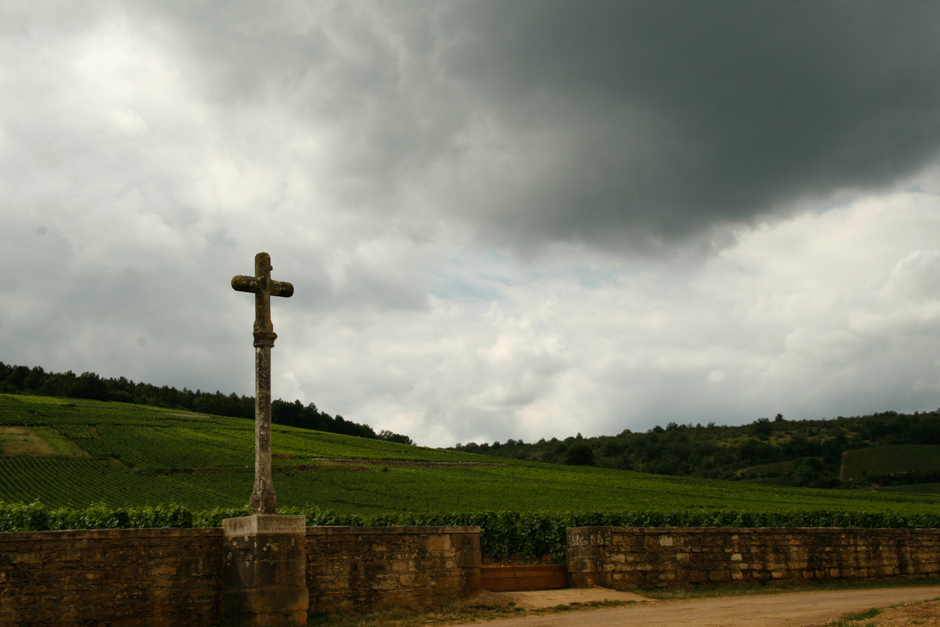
[3, 1, 940, 448]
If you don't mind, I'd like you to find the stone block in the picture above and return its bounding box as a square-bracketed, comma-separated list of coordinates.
[222, 516, 308, 627]
[224, 514, 306, 537]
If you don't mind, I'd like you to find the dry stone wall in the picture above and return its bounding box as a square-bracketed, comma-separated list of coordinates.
[568, 527, 940, 589]
[0, 528, 223, 627]
[0, 525, 481, 626]
[4, 524, 939, 626]
[305, 526, 481, 612]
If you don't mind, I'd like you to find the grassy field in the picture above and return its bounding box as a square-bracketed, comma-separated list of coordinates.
[842, 445, 940, 480]
[2, 393, 940, 515]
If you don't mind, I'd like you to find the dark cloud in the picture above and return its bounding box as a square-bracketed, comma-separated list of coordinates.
[436, 1, 940, 251]
[38, 1, 940, 258]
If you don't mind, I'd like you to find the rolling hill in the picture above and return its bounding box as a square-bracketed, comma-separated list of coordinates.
[2, 393, 940, 518]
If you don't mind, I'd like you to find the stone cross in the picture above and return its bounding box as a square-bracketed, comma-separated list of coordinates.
[232, 252, 294, 515]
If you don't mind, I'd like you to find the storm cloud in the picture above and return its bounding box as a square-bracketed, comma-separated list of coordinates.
[133, 0, 940, 253]
[442, 2, 940, 250]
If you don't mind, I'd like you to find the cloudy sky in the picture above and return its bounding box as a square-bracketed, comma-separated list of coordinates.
[4, 1, 940, 447]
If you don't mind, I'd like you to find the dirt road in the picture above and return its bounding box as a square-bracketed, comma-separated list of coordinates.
[454, 586, 940, 627]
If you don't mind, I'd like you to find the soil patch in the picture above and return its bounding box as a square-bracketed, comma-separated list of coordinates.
[463, 587, 650, 611]
[0, 426, 58, 456]
[0, 426, 86, 457]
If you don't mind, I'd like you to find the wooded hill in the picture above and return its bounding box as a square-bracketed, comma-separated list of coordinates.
[0, 362, 412, 445]
[450, 412, 940, 492]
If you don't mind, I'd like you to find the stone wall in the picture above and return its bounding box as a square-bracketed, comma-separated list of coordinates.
[568, 527, 940, 589]
[0, 527, 224, 627]
[5, 524, 938, 625]
[306, 526, 481, 612]
[0, 525, 481, 626]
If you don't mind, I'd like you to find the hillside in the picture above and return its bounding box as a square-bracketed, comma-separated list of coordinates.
[452, 411, 940, 492]
[0, 361, 412, 444]
[2, 394, 940, 518]
[10, 360, 938, 495]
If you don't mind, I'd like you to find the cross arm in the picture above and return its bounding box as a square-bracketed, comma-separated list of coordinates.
[231, 275, 257, 293]
[270, 280, 294, 298]
[231, 276, 294, 298]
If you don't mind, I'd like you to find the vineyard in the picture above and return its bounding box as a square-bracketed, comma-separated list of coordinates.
[2, 394, 940, 517]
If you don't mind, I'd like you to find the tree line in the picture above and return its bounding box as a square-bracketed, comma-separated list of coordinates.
[452, 411, 940, 489]
[0, 362, 413, 444]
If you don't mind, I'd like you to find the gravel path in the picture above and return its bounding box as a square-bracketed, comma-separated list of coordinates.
[454, 586, 940, 627]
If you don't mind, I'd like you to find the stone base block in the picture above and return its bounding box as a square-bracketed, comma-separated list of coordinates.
[222, 515, 308, 627]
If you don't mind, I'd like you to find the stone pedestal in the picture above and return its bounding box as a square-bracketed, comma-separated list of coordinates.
[222, 515, 308, 627]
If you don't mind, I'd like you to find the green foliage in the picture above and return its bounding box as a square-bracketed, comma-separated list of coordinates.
[565, 442, 595, 466]
[830, 607, 882, 627]
[752, 417, 773, 437]
[377, 430, 415, 445]
[195, 506, 253, 527]
[0, 501, 194, 531]
[842, 608, 881, 621]
[0, 500, 49, 531]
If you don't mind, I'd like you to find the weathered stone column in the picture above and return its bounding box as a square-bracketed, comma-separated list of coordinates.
[222, 515, 308, 627]
[225, 254, 306, 626]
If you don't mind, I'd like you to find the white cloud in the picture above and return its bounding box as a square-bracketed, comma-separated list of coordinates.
[267, 186, 940, 446]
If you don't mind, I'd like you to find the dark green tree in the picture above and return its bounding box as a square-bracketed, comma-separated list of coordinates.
[565, 442, 595, 466]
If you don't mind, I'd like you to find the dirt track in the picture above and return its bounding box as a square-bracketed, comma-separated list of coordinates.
[455, 586, 940, 627]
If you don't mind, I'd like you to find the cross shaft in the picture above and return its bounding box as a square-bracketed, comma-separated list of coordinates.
[232, 252, 294, 515]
